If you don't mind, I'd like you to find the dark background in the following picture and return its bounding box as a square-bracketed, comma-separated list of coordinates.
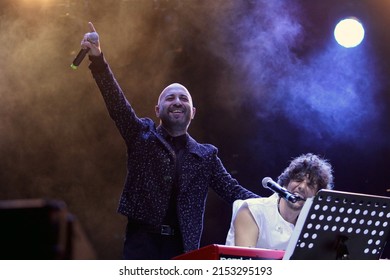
[1, 0, 389, 259]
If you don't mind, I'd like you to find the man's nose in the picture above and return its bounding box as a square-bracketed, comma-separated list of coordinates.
[172, 97, 182, 105]
[297, 181, 309, 190]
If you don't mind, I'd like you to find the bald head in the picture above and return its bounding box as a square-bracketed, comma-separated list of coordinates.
[158, 83, 193, 106]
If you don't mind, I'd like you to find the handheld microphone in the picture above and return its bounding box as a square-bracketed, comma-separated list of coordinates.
[262, 177, 301, 203]
[70, 32, 99, 70]
[70, 48, 90, 70]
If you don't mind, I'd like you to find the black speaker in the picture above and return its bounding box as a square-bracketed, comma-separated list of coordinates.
[0, 199, 96, 260]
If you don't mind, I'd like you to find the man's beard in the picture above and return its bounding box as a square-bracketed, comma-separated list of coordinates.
[163, 116, 191, 131]
[286, 199, 304, 211]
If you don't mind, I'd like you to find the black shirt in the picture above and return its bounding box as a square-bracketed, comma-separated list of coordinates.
[162, 130, 187, 229]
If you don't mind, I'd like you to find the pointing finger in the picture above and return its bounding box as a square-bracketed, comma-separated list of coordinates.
[88, 21, 96, 33]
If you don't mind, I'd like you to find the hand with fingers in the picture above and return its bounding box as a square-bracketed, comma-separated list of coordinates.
[71, 22, 101, 69]
[81, 22, 101, 56]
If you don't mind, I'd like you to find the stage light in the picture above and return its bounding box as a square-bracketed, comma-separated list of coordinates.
[334, 17, 365, 48]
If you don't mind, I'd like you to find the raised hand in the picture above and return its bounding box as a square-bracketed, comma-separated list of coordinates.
[81, 22, 101, 56]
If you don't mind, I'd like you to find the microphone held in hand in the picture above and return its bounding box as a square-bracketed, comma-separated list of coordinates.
[70, 32, 99, 70]
[70, 48, 90, 69]
[262, 177, 302, 203]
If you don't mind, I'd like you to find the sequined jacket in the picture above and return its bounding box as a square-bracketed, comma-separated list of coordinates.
[88, 54, 259, 252]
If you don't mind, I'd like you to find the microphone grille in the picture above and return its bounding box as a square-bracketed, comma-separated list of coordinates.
[88, 32, 99, 44]
[262, 177, 272, 188]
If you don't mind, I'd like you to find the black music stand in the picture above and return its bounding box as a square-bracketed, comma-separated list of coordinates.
[283, 189, 390, 260]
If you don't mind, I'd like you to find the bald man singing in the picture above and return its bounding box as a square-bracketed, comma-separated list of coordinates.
[79, 22, 259, 259]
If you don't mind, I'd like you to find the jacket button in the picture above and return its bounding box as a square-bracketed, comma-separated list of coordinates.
[164, 176, 172, 182]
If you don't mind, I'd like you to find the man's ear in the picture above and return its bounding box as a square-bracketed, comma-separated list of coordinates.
[191, 107, 196, 119]
[155, 105, 160, 118]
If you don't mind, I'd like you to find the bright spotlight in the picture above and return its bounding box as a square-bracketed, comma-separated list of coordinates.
[334, 17, 365, 48]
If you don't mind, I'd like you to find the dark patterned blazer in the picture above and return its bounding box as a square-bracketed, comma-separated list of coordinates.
[88, 54, 259, 252]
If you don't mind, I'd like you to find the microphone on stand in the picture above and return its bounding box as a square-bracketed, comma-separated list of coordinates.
[262, 177, 302, 203]
[70, 32, 99, 70]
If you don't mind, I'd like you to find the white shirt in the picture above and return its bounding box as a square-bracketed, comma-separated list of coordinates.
[225, 193, 294, 250]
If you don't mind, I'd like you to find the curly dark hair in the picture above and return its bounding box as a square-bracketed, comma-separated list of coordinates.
[277, 153, 334, 191]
